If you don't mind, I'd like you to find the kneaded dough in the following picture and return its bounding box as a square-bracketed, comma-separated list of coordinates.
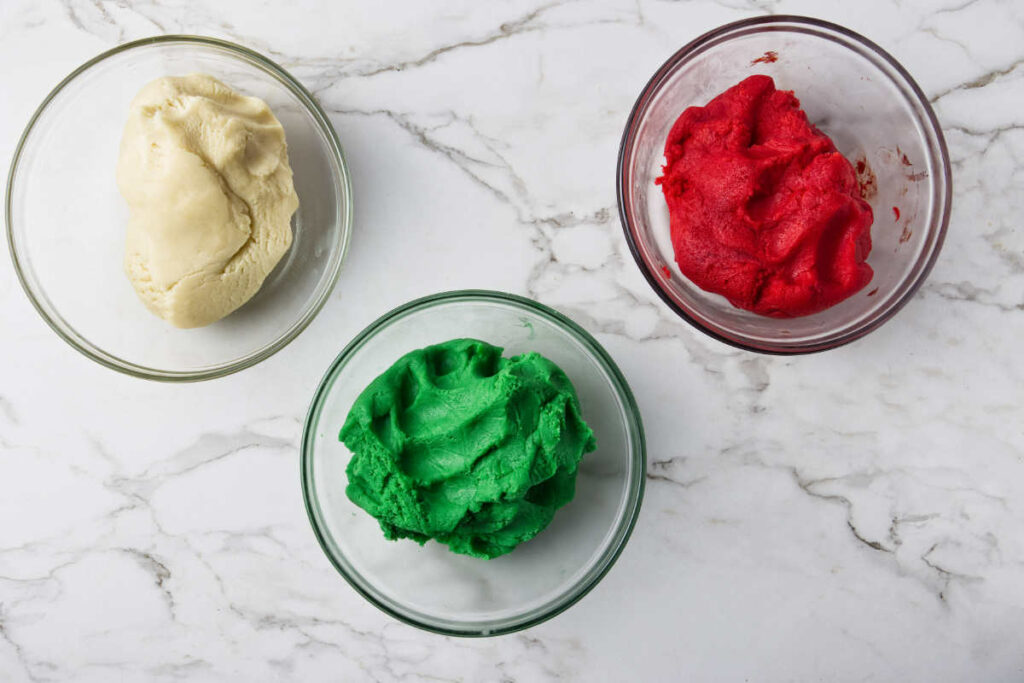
[656, 75, 873, 318]
[117, 74, 299, 328]
[342, 338, 597, 559]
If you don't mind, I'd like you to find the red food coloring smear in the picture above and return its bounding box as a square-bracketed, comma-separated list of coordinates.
[660, 265, 672, 279]
[896, 147, 912, 166]
[867, 288, 879, 297]
[855, 157, 877, 200]
[751, 51, 778, 65]
[892, 206, 901, 221]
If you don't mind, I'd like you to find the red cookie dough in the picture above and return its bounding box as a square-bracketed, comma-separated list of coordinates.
[656, 75, 874, 317]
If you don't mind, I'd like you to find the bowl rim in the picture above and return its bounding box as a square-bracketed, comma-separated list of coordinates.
[5, 34, 354, 381]
[616, 15, 952, 355]
[300, 289, 647, 637]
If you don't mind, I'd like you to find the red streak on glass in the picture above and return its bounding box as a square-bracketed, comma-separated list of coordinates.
[751, 51, 778, 65]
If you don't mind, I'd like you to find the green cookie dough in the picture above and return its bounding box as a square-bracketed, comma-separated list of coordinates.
[341, 338, 597, 559]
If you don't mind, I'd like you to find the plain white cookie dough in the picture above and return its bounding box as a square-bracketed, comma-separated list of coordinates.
[117, 74, 299, 328]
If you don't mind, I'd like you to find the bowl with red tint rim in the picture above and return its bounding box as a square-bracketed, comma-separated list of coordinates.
[617, 16, 951, 354]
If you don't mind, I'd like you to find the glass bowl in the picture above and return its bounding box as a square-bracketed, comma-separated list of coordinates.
[6, 36, 353, 380]
[302, 290, 646, 636]
[617, 16, 951, 354]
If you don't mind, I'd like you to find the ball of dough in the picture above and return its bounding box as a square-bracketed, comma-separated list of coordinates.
[117, 74, 299, 328]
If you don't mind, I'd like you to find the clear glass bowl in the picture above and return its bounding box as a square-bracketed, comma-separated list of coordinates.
[6, 36, 353, 380]
[617, 16, 951, 354]
[302, 291, 646, 636]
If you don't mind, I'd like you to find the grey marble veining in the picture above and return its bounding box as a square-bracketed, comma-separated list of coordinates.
[1, 0, 1023, 680]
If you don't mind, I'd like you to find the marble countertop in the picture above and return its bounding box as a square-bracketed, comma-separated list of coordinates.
[2, 0, 1023, 680]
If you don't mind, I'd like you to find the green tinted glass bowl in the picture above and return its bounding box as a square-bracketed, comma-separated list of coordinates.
[302, 291, 646, 636]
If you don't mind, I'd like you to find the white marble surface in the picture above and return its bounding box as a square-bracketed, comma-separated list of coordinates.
[1, 0, 1023, 680]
